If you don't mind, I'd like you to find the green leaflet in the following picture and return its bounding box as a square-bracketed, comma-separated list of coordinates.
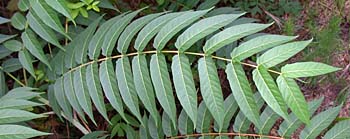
[299, 105, 342, 139]
[0, 99, 42, 110]
[26, 12, 64, 51]
[102, 8, 146, 56]
[226, 62, 261, 128]
[198, 56, 224, 131]
[215, 41, 235, 59]
[148, 114, 163, 139]
[64, 16, 102, 68]
[74, 16, 102, 64]
[0, 87, 39, 100]
[65, 26, 97, 68]
[180, 0, 200, 10]
[86, 63, 110, 122]
[134, 12, 185, 52]
[323, 120, 350, 139]
[63, 73, 86, 121]
[153, 9, 212, 50]
[0, 16, 10, 25]
[257, 40, 312, 68]
[132, 55, 158, 125]
[10, 12, 26, 30]
[0, 71, 7, 97]
[231, 35, 297, 61]
[150, 53, 177, 128]
[18, 0, 30, 11]
[162, 112, 178, 137]
[99, 60, 126, 122]
[81, 131, 108, 139]
[67, 2, 85, 9]
[0, 125, 50, 139]
[175, 13, 244, 52]
[228, 17, 259, 27]
[140, 115, 151, 139]
[122, 115, 140, 129]
[18, 49, 35, 78]
[54, 77, 73, 120]
[281, 62, 341, 78]
[117, 12, 164, 54]
[30, 0, 71, 39]
[258, 106, 279, 135]
[122, 124, 138, 139]
[73, 68, 95, 124]
[197, 0, 220, 10]
[0, 109, 44, 124]
[252, 66, 288, 120]
[88, 13, 127, 60]
[214, 94, 238, 132]
[215, 136, 230, 139]
[99, 0, 119, 11]
[196, 102, 212, 133]
[178, 109, 194, 136]
[234, 93, 264, 133]
[44, 0, 75, 24]
[277, 76, 310, 124]
[171, 54, 197, 127]
[21, 29, 51, 69]
[52, 51, 67, 75]
[1, 58, 22, 72]
[0, 46, 12, 59]
[64, 44, 76, 69]
[234, 117, 251, 136]
[116, 57, 143, 125]
[206, 7, 240, 17]
[48, 85, 62, 121]
[203, 23, 272, 55]
[278, 97, 324, 137]
[0, 34, 16, 44]
[3, 40, 22, 52]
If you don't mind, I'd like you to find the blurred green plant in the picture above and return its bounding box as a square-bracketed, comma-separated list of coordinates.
[306, 16, 342, 63]
[233, 0, 302, 17]
[283, 16, 296, 36]
[67, 0, 101, 18]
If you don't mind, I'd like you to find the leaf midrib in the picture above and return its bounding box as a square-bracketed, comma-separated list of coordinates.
[283, 69, 333, 74]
